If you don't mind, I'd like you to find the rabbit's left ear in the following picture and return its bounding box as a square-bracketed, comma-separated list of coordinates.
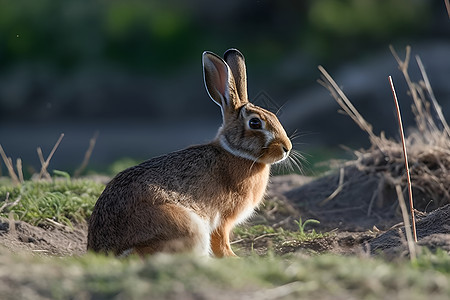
[224, 49, 248, 104]
[203, 51, 241, 113]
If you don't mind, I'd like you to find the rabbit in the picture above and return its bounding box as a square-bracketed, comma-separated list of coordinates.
[87, 49, 292, 258]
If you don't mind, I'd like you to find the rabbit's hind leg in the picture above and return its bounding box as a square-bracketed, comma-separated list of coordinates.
[133, 204, 211, 257]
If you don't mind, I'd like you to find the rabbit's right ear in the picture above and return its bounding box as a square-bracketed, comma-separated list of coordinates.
[203, 51, 240, 113]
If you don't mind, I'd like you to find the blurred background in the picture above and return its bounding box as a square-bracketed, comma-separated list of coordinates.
[0, 0, 449, 176]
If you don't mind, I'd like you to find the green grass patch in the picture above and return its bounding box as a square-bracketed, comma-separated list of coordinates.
[234, 222, 325, 244]
[1, 248, 450, 299]
[414, 248, 450, 275]
[0, 178, 104, 226]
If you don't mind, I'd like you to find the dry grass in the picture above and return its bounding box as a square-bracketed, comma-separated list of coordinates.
[318, 46, 450, 215]
[74, 131, 99, 178]
[0, 145, 21, 185]
[37, 133, 64, 180]
[1, 131, 101, 182]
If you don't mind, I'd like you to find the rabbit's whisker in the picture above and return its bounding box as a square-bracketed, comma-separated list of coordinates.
[275, 100, 289, 116]
[286, 150, 304, 173]
[249, 154, 265, 171]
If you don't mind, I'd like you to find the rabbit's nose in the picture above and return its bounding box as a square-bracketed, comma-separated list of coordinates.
[282, 139, 292, 153]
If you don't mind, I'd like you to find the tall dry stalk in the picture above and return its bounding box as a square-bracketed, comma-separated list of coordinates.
[389, 75, 417, 243]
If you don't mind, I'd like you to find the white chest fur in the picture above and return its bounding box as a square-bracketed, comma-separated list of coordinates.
[233, 204, 257, 226]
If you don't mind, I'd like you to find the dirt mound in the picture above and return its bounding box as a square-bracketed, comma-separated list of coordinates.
[0, 219, 86, 256]
[283, 160, 449, 232]
[285, 166, 400, 231]
[367, 204, 450, 257]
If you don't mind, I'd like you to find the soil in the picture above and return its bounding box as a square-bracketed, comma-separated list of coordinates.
[284, 166, 400, 231]
[1, 172, 449, 258]
[367, 204, 450, 257]
[0, 220, 87, 256]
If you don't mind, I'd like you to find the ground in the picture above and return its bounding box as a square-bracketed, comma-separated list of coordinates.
[1, 173, 450, 299]
[1, 173, 448, 259]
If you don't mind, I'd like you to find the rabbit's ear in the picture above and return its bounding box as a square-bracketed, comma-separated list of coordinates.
[203, 51, 240, 112]
[224, 49, 248, 104]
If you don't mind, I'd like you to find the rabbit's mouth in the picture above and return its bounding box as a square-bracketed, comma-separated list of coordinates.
[259, 141, 292, 165]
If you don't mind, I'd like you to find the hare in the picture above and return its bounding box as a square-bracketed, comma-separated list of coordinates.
[87, 49, 292, 257]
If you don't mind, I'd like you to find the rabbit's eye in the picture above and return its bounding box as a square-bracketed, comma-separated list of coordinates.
[249, 118, 262, 130]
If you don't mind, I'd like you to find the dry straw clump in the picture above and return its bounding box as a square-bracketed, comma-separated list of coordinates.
[283, 46, 450, 236]
[319, 46, 450, 213]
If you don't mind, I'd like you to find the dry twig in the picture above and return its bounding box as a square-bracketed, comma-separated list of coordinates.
[45, 218, 73, 232]
[320, 167, 345, 206]
[37, 147, 50, 180]
[74, 131, 99, 178]
[0, 193, 22, 213]
[0, 145, 20, 185]
[416, 55, 450, 138]
[16, 158, 24, 183]
[0, 192, 9, 212]
[395, 185, 417, 260]
[38, 133, 64, 180]
[318, 66, 383, 150]
[390, 46, 440, 138]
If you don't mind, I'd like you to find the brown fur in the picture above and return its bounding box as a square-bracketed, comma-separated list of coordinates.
[87, 49, 291, 257]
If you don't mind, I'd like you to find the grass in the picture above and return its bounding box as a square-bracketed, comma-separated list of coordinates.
[0, 247, 449, 300]
[0, 175, 104, 226]
[0, 169, 448, 299]
[3, 176, 448, 299]
[294, 217, 321, 235]
[234, 222, 325, 245]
